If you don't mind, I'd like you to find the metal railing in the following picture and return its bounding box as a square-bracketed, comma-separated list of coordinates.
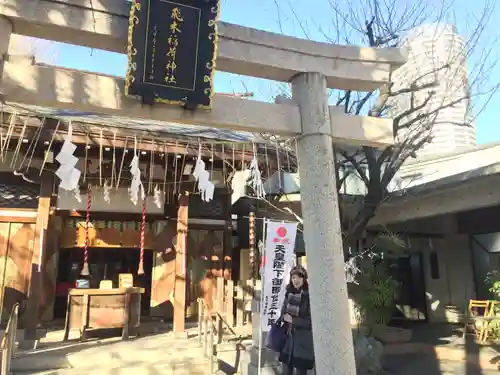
[196, 277, 256, 374]
[1, 303, 20, 375]
[197, 298, 215, 374]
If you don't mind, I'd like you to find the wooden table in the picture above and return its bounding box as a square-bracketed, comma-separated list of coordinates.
[63, 287, 144, 341]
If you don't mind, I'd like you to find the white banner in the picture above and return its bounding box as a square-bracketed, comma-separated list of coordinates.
[260, 220, 298, 332]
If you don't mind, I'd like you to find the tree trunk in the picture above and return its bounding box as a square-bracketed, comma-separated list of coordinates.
[345, 202, 379, 251]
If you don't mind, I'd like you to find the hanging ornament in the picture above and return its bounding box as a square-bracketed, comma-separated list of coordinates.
[138, 197, 146, 275]
[230, 144, 249, 204]
[55, 121, 81, 193]
[103, 179, 111, 204]
[83, 133, 89, 182]
[14, 118, 44, 183]
[1, 113, 16, 163]
[231, 169, 250, 204]
[221, 144, 228, 187]
[111, 131, 117, 187]
[162, 143, 168, 197]
[129, 138, 145, 205]
[192, 144, 215, 202]
[345, 257, 360, 285]
[173, 142, 178, 195]
[177, 142, 190, 194]
[116, 137, 128, 189]
[275, 144, 282, 190]
[154, 184, 162, 208]
[80, 184, 92, 276]
[148, 140, 155, 195]
[99, 129, 103, 186]
[10, 120, 27, 169]
[74, 185, 82, 203]
[247, 144, 266, 199]
[0, 129, 4, 162]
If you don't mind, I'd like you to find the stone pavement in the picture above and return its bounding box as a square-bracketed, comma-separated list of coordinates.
[9, 322, 500, 375]
[381, 322, 500, 374]
[384, 353, 500, 375]
[11, 326, 252, 375]
[13, 333, 206, 374]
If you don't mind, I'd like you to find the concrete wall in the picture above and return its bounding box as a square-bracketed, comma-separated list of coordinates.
[407, 234, 474, 323]
[343, 234, 474, 325]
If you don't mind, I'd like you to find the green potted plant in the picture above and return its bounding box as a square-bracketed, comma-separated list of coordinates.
[352, 260, 400, 327]
[484, 271, 500, 340]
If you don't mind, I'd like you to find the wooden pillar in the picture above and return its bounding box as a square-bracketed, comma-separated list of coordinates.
[173, 192, 188, 333]
[40, 216, 61, 322]
[223, 219, 233, 280]
[23, 172, 53, 345]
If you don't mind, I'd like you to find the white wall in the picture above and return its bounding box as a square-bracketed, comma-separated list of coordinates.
[392, 143, 500, 191]
[411, 234, 474, 323]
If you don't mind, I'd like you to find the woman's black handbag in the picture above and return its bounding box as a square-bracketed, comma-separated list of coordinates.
[265, 321, 287, 352]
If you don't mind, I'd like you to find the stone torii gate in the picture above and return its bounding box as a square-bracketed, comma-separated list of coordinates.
[0, 1, 406, 374]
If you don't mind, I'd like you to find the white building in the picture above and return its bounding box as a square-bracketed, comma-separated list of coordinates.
[391, 24, 476, 158]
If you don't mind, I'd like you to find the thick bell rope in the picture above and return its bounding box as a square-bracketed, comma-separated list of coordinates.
[138, 197, 146, 275]
[80, 184, 91, 276]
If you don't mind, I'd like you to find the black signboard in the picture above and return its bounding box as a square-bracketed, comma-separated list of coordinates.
[125, 0, 220, 109]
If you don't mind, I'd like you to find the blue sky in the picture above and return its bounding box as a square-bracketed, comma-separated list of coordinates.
[28, 0, 500, 144]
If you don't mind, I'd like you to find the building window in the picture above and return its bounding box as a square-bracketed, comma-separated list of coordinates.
[430, 251, 440, 279]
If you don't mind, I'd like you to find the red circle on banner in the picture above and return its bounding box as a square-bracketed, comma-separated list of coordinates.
[276, 227, 287, 238]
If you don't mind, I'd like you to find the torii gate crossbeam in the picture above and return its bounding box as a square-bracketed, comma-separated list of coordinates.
[0, 1, 407, 374]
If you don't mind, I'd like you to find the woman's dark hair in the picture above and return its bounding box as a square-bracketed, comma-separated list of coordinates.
[286, 265, 309, 291]
[290, 265, 308, 279]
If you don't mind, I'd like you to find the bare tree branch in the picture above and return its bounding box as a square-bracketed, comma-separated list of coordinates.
[256, 0, 500, 245]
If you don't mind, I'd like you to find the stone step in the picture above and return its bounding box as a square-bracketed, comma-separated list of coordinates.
[15, 361, 209, 375]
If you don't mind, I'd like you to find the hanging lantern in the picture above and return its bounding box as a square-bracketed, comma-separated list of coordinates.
[80, 184, 92, 276]
[138, 197, 146, 275]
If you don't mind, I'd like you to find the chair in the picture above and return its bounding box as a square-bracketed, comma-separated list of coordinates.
[463, 299, 490, 341]
[480, 300, 500, 342]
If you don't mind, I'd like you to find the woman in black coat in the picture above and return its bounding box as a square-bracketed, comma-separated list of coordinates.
[279, 265, 314, 375]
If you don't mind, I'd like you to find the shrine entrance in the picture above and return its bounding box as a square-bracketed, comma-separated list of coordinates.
[54, 247, 154, 320]
[0, 1, 407, 372]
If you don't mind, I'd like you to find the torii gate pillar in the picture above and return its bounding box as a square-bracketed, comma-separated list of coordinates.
[0, 16, 12, 86]
[292, 72, 356, 375]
